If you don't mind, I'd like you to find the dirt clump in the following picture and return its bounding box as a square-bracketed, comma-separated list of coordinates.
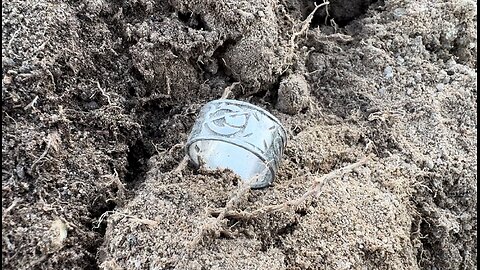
[276, 73, 311, 114]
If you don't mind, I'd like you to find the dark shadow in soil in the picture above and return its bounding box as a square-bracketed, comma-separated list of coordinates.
[409, 168, 476, 269]
[125, 139, 151, 188]
[89, 198, 117, 235]
[177, 11, 208, 31]
[310, 0, 384, 27]
[211, 37, 242, 84]
[245, 74, 282, 109]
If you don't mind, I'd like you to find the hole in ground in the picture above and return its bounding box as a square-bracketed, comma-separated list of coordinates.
[87, 139, 155, 268]
[246, 74, 281, 107]
[89, 197, 117, 235]
[86, 193, 118, 270]
[310, 0, 384, 28]
[177, 11, 208, 31]
[125, 139, 153, 189]
[212, 37, 241, 82]
[277, 221, 299, 235]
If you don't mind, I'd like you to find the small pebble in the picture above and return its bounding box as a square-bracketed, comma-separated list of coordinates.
[15, 165, 25, 179]
[2, 57, 15, 67]
[384, 66, 394, 79]
[393, 8, 407, 18]
[436, 83, 445, 91]
[446, 58, 457, 68]
[378, 87, 386, 95]
[276, 73, 310, 115]
[84, 101, 99, 110]
[3, 75, 13, 85]
[396, 56, 405, 65]
[424, 159, 434, 170]
[414, 72, 422, 81]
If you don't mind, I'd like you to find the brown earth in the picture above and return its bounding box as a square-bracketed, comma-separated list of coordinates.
[2, 0, 477, 269]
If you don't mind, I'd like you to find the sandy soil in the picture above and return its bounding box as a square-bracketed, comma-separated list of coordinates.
[2, 0, 477, 269]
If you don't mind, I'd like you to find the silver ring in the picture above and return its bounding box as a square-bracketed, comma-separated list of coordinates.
[186, 99, 287, 188]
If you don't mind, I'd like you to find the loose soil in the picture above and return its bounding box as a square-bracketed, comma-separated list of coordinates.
[2, 0, 476, 269]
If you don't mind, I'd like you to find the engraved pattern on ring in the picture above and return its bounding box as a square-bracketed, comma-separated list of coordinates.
[187, 100, 287, 179]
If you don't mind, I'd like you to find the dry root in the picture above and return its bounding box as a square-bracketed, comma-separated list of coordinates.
[209, 154, 373, 220]
[187, 155, 372, 249]
[221, 82, 240, 99]
[30, 131, 61, 171]
[101, 168, 126, 200]
[188, 174, 255, 248]
[174, 155, 189, 173]
[94, 210, 158, 229]
[283, 1, 330, 70]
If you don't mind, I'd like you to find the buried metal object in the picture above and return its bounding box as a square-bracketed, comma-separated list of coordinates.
[186, 99, 287, 188]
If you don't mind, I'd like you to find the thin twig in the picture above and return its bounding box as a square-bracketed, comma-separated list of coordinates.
[174, 155, 189, 173]
[101, 168, 126, 199]
[3, 112, 18, 129]
[97, 81, 112, 105]
[3, 198, 21, 216]
[324, 0, 331, 25]
[283, 1, 330, 72]
[289, 2, 329, 49]
[209, 155, 373, 220]
[94, 210, 158, 229]
[168, 143, 184, 155]
[7, 28, 21, 51]
[24, 96, 39, 111]
[188, 170, 265, 248]
[165, 74, 172, 96]
[30, 132, 60, 171]
[221, 82, 240, 99]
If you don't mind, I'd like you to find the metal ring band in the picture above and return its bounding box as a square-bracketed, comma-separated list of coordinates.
[186, 99, 287, 188]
